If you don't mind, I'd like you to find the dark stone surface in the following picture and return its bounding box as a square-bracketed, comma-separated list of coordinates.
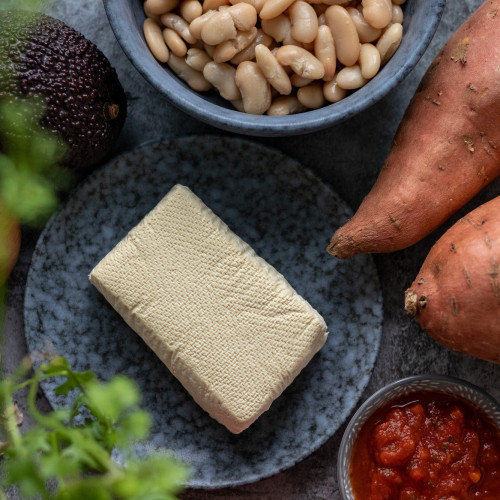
[3, 0, 500, 498]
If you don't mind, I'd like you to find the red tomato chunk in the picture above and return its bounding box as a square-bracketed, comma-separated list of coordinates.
[350, 390, 500, 500]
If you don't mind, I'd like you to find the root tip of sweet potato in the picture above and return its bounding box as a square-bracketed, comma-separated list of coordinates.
[327, 233, 356, 259]
[404, 289, 418, 317]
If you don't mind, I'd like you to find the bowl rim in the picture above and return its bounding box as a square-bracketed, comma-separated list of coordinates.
[337, 374, 500, 500]
[103, 0, 446, 136]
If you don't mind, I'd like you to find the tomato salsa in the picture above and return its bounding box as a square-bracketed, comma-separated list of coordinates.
[350, 390, 500, 500]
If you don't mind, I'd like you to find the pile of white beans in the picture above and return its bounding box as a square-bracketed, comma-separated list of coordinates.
[143, 0, 405, 115]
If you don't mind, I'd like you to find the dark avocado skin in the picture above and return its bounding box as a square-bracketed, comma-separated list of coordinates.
[0, 10, 127, 170]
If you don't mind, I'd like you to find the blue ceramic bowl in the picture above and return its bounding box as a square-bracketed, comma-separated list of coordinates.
[103, 0, 445, 136]
[337, 375, 500, 500]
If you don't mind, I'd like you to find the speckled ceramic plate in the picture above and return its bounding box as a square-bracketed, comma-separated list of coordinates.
[24, 136, 383, 488]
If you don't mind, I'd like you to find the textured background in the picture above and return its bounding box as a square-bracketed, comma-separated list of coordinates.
[3, 0, 500, 498]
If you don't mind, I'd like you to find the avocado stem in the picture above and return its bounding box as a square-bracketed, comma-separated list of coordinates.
[105, 103, 120, 120]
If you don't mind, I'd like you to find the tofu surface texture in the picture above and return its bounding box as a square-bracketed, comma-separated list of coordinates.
[89, 184, 328, 433]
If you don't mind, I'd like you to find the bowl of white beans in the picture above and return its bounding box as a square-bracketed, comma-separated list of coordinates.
[104, 0, 445, 136]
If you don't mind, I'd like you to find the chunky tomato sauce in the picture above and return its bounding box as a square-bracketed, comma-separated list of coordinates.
[350, 390, 500, 500]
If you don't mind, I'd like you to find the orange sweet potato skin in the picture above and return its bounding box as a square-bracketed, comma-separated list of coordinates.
[404, 196, 500, 364]
[328, 0, 500, 259]
[0, 204, 20, 285]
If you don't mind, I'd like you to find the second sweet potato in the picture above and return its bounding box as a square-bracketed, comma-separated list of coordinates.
[405, 195, 500, 364]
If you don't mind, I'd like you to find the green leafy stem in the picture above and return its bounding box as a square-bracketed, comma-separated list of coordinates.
[0, 357, 189, 500]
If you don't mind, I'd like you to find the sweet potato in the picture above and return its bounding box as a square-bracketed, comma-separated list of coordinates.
[0, 203, 20, 284]
[328, 0, 500, 259]
[404, 196, 500, 364]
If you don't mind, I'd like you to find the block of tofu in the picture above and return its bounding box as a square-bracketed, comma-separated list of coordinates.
[89, 184, 328, 433]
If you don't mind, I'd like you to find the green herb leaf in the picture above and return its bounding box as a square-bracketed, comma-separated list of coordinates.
[114, 410, 151, 447]
[85, 376, 141, 424]
[17, 428, 52, 455]
[3, 459, 46, 499]
[112, 455, 190, 500]
[0, 358, 188, 499]
[54, 371, 96, 397]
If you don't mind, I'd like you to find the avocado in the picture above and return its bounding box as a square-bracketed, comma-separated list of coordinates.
[0, 10, 126, 170]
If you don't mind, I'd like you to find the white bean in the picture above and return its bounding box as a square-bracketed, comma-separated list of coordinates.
[347, 6, 381, 43]
[235, 61, 272, 114]
[336, 64, 368, 89]
[185, 47, 212, 70]
[314, 24, 336, 82]
[200, 10, 237, 45]
[359, 42, 380, 79]
[231, 98, 246, 111]
[376, 22, 402, 64]
[168, 53, 212, 90]
[297, 82, 325, 108]
[260, 0, 295, 20]
[145, 0, 180, 16]
[203, 61, 241, 99]
[145, 13, 162, 24]
[267, 96, 306, 115]
[144, 18, 170, 62]
[227, 3, 258, 31]
[189, 10, 217, 39]
[290, 73, 313, 87]
[325, 5, 360, 66]
[179, 0, 203, 22]
[323, 74, 346, 102]
[289, 1, 318, 44]
[362, 0, 392, 29]
[255, 44, 292, 95]
[302, 40, 315, 51]
[229, 0, 266, 13]
[391, 4, 403, 24]
[161, 13, 197, 43]
[163, 28, 188, 56]
[204, 42, 216, 57]
[261, 15, 292, 44]
[307, 0, 350, 4]
[230, 29, 273, 64]
[275, 45, 325, 79]
[202, 0, 229, 11]
[213, 28, 257, 62]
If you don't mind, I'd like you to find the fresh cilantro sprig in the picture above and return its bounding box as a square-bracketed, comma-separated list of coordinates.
[0, 99, 69, 227]
[0, 357, 189, 500]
